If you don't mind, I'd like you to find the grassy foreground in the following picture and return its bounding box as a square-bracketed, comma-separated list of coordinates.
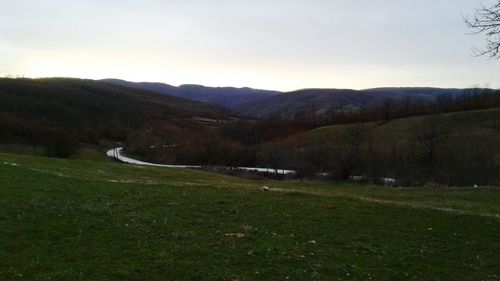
[0, 153, 499, 280]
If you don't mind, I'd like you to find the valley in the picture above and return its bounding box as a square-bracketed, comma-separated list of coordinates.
[0, 78, 498, 281]
[2, 1, 500, 280]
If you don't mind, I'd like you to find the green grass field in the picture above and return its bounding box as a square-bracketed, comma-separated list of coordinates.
[0, 153, 499, 280]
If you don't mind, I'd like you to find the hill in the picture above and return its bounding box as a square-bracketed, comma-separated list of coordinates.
[266, 108, 500, 185]
[235, 87, 468, 118]
[0, 152, 498, 280]
[102, 79, 281, 110]
[0, 78, 230, 157]
[286, 108, 500, 147]
[100, 80, 493, 120]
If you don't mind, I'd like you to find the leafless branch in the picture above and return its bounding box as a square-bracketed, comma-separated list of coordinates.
[465, 2, 500, 58]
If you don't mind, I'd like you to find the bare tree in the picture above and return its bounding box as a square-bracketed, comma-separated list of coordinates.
[465, 1, 500, 58]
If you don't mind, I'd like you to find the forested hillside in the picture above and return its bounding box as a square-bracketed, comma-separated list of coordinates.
[0, 78, 230, 157]
[235, 87, 487, 119]
[261, 108, 500, 186]
[1, 78, 498, 186]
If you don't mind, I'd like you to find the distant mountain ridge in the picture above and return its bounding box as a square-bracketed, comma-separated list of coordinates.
[102, 79, 281, 110]
[102, 79, 486, 119]
[236, 87, 469, 118]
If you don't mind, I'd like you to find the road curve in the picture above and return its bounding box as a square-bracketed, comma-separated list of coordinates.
[106, 148, 296, 175]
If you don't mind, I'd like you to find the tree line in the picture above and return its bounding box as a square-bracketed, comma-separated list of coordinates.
[127, 89, 499, 186]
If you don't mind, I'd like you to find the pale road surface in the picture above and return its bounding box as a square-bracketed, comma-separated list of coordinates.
[106, 148, 296, 175]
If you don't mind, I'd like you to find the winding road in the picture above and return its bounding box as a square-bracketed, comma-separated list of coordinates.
[106, 148, 296, 175]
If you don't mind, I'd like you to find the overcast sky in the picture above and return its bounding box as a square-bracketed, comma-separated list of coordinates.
[1, 0, 499, 91]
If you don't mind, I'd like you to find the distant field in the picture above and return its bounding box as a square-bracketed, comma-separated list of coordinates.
[0, 153, 499, 280]
[285, 108, 500, 150]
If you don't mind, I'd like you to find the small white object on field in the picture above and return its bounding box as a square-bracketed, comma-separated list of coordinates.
[382, 178, 396, 183]
[350, 175, 366, 182]
[474, 184, 478, 188]
[261, 186, 270, 191]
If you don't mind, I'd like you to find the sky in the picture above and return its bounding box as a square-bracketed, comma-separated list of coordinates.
[1, 0, 499, 91]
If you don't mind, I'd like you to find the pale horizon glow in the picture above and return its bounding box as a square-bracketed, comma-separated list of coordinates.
[1, 0, 499, 91]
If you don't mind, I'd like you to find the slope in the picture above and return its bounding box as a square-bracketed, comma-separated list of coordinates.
[269, 108, 500, 185]
[285, 108, 500, 148]
[0, 152, 498, 280]
[0, 78, 231, 155]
